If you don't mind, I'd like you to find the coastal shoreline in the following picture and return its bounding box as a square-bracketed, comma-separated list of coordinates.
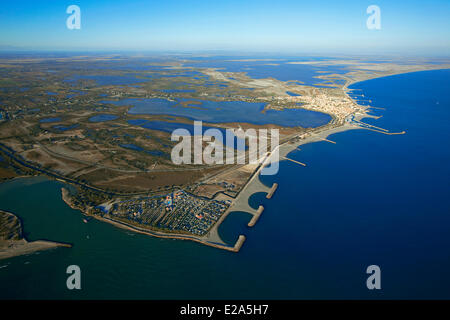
[342, 66, 450, 89]
[3, 67, 448, 254]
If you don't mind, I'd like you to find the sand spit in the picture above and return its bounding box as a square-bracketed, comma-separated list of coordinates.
[0, 210, 72, 260]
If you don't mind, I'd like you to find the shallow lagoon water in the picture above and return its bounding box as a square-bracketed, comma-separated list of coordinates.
[119, 143, 143, 151]
[119, 143, 165, 155]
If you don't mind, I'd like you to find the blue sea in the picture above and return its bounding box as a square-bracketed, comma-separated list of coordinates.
[0, 69, 449, 299]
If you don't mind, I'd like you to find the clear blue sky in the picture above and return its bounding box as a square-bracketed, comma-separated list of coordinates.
[0, 0, 449, 55]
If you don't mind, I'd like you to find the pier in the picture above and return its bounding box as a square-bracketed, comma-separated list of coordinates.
[248, 205, 264, 227]
[266, 183, 278, 199]
[282, 156, 306, 167]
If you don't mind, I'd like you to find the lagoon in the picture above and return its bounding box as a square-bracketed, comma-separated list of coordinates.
[106, 98, 331, 128]
[89, 114, 119, 122]
[39, 117, 61, 123]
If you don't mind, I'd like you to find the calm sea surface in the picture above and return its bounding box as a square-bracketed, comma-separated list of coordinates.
[0, 69, 449, 299]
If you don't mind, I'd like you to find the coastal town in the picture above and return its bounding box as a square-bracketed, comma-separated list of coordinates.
[287, 92, 364, 123]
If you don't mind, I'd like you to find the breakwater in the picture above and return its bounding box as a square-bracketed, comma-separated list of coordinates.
[248, 205, 264, 227]
[266, 183, 278, 199]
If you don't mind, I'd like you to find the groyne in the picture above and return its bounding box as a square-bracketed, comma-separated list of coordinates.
[266, 183, 278, 199]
